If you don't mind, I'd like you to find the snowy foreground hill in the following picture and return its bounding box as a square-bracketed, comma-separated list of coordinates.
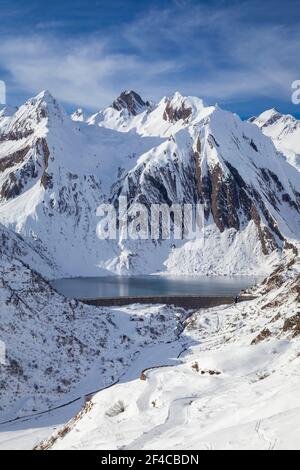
[0, 90, 299, 276]
[0, 224, 298, 449]
[33, 245, 299, 451]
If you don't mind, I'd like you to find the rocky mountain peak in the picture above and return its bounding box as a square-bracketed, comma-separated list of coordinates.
[112, 90, 151, 116]
[0, 90, 66, 141]
[163, 91, 204, 123]
[254, 108, 283, 128]
[28, 90, 65, 121]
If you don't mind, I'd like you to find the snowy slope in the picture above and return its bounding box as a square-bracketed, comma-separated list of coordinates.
[252, 109, 300, 171]
[0, 220, 187, 419]
[0, 221, 58, 278]
[47, 247, 300, 451]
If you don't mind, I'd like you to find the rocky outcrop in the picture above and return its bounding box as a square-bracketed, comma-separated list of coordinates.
[163, 100, 192, 123]
[112, 90, 150, 116]
[0, 146, 30, 173]
[283, 312, 300, 338]
[39, 138, 52, 190]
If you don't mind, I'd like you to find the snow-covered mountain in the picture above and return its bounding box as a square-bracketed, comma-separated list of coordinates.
[87, 90, 208, 137]
[87, 90, 154, 132]
[0, 90, 299, 277]
[108, 100, 300, 275]
[0, 91, 162, 276]
[252, 109, 300, 171]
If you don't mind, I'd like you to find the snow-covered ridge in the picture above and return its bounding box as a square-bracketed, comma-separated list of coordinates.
[86, 90, 210, 137]
[112, 90, 152, 116]
[252, 109, 300, 171]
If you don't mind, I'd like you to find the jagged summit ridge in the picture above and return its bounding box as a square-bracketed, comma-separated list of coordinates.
[112, 90, 151, 115]
[162, 91, 205, 123]
[254, 108, 283, 128]
[0, 90, 66, 142]
[84, 90, 210, 136]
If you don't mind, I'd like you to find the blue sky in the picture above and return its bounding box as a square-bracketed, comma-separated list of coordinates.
[0, 0, 300, 118]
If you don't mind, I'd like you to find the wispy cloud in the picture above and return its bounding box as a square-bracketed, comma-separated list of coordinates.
[0, 0, 299, 110]
[0, 35, 180, 108]
[122, 1, 300, 101]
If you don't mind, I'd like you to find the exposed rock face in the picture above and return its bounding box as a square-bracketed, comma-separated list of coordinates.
[113, 116, 299, 260]
[163, 99, 192, 123]
[0, 146, 30, 173]
[162, 92, 198, 124]
[112, 90, 150, 116]
[200, 162, 242, 232]
[251, 328, 272, 345]
[0, 137, 52, 201]
[0, 145, 37, 201]
[283, 312, 300, 337]
[250, 206, 277, 255]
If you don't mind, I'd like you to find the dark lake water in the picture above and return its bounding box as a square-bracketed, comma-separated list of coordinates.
[51, 275, 262, 300]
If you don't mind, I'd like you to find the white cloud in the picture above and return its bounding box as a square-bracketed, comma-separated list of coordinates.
[0, 1, 299, 109]
[122, 2, 300, 101]
[0, 35, 179, 108]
